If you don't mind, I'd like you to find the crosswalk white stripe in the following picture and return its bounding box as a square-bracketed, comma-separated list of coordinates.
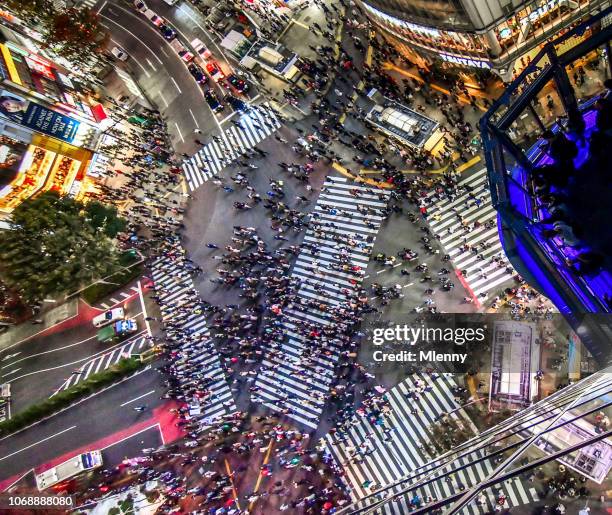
[324, 374, 537, 513]
[181, 103, 281, 190]
[423, 168, 516, 301]
[253, 176, 389, 428]
[148, 247, 237, 421]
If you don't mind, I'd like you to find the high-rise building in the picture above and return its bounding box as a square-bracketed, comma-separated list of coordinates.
[358, 0, 611, 79]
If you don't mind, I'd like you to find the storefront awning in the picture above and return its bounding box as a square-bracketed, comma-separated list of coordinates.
[91, 103, 108, 123]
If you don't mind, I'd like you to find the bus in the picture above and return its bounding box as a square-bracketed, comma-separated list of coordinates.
[35, 450, 103, 491]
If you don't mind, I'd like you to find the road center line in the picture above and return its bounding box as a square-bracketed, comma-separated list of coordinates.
[0, 426, 76, 462]
[170, 77, 182, 94]
[174, 123, 185, 143]
[1, 368, 20, 378]
[7, 330, 147, 383]
[120, 389, 156, 407]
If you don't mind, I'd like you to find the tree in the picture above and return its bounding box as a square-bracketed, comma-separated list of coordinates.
[0, 192, 120, 303]
[42, 7, 107, 63]
[84, 201, 127, 238]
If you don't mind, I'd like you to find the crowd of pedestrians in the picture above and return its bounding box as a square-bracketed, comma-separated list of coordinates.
[73, 0, 608, 512]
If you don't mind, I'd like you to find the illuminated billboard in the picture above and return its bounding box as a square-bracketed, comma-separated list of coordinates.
[0, 90, 80, 143]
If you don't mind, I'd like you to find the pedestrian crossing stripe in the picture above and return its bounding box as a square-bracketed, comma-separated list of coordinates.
[182, 103, 282, 191]
[253, 176, 390, 429]
[53, 334, 149, 394]
[324, 374, 539, 514]
[149, 248, 237, 421]
[425, 167, 517, 301]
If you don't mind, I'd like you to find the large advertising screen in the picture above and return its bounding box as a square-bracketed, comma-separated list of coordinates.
[0, 90, 80, 143]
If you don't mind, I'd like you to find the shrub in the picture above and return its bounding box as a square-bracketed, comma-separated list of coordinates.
[0, 358, 143, 437]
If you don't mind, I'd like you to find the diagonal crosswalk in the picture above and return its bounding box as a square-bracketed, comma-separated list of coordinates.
[324, 373, 539, 514]
[77, 0, 98, 9]
[150, 251, 237, 422]
[54, 334, 149, 393]
[253, 176, 391, 429]
[425, 168, 517, 302]
[182, 103, 282, 191]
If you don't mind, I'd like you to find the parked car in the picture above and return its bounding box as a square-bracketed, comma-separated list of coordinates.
[226, 74, 248, 94]
[205, 61, 225, 82]
[204, 89, 224, 112]
[110, 46, 129, 61]
[188, 63, 208, 84]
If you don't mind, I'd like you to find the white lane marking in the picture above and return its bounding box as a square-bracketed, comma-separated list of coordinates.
[120, 389, 156, 407]
[159, 92, 169, 108]
[1, 335, 96, 368]
[97, 0, 108, 14]
[219, 111, 237, 124]
[1, 468, 33, 492]
[101, 16, 161, 69]
[1, 352, 21, 362]
[137, 280, 152, 337]
[188, 108, 199, 128]
[1, 310, 80, 351]
[0, 426, 76, 462]
[104, 4, 164, 64]
[170, 77, 182, 94]
[101, 423, 160, 449]
[145, 58, 157, 71]
[1, 368, 20, 378]
[6, 330, 147, 383]
[174, 123, 185, 143]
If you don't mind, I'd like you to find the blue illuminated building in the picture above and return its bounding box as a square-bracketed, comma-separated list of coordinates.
[480, 7, 612, 366]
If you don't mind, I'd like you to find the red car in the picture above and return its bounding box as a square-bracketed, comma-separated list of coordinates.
[205, 61, 225, 82]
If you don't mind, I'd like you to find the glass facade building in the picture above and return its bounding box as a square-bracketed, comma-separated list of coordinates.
[359, 0, 611, 78]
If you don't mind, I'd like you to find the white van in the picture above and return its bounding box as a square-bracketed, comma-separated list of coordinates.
[92, 307, 125, 328]
[169, 38, 194, 62]
[191, 38, 212, 60]
[143, 9, 164, 26]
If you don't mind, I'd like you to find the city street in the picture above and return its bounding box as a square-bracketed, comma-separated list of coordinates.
[0, 0, 609, 513]
[0, 366, 175, 484]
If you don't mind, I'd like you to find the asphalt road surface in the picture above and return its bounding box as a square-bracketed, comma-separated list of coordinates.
[99, 0, 226, 152]
[0, 366, 167, 483]
[0, 298, 146, 411]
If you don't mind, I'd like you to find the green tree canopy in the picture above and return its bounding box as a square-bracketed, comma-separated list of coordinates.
[43, 7, 107, 62]
[0, 192, 121, 302]
[84, 201, 127, 238]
